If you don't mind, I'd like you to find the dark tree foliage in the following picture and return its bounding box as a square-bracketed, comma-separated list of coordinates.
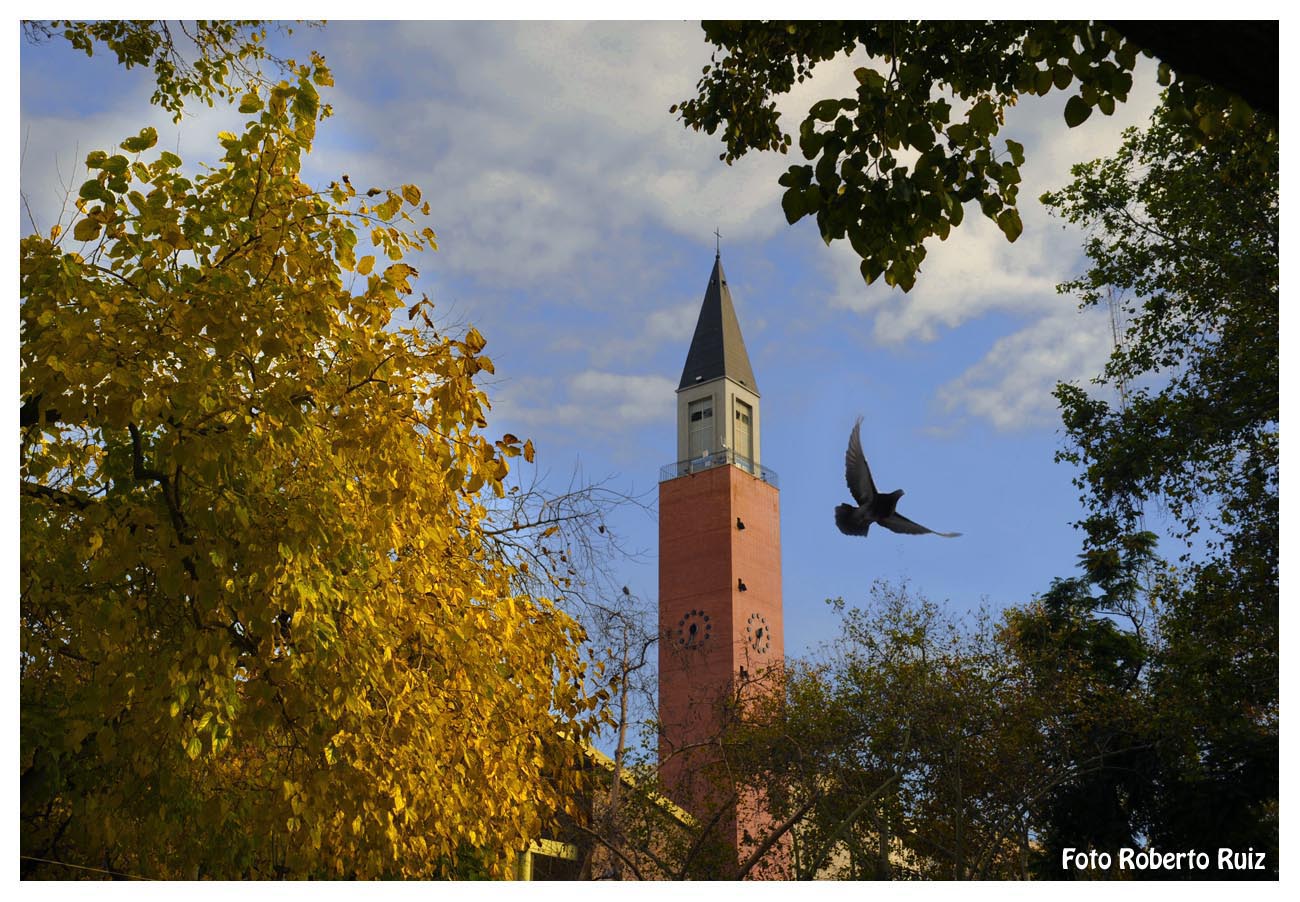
[1003, 536, 1159, 878]
[772, 578, 1155, 880]
[1105, 21, 1277, 117]
[675, 20, 1273, 292]
[1145, 554, 1278, 877]
[1043, 108, 1277, 559]
[1040, 100, 1277, 875]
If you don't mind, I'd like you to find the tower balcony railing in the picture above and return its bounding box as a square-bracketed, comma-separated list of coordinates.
[659, 449, 779, 488]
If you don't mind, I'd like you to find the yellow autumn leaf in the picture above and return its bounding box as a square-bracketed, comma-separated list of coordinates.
[72, 218, 101, 242]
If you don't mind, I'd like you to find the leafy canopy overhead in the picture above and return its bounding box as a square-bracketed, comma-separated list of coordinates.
[23, 20, 300, 120]
[675, 21, 1266, 292]
[21, 39, 600, 878]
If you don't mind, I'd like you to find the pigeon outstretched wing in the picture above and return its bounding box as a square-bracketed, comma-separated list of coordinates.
[879, 512, 961, 538]
[844, 417, 877, 505]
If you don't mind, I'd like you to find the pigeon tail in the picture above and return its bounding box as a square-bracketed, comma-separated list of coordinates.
[835, 504, 870, 536]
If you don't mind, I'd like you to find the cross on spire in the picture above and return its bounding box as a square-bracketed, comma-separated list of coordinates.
[713, 228, 721, 257]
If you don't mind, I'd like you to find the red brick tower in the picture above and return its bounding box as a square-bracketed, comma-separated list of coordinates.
[658, 253, 785, 878]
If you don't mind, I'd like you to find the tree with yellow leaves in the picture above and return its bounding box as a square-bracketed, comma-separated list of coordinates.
[21, 33, 600, 879]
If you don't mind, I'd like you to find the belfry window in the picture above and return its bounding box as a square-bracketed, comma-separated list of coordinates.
[734, 399, 753, 468]
[688, 398, 714, 458]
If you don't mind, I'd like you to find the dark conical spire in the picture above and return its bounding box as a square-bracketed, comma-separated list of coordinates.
[677, 254, 758, 393]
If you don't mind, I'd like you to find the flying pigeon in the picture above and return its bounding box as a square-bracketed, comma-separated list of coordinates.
[835, 417, 961, 538]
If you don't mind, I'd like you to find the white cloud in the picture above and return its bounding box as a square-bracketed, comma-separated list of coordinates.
[570, 371, 677, 426]
[646, 302, 699, 342]
[297, 22, 893, 302]
[585, 299, 701, 368]
[303, 22, 799, 291]
[936, 305, 1115, 432]
[493, 370, 676, 434]
[827, 213, 1066, 345]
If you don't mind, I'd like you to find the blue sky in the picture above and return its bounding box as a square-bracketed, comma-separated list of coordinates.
[18, 20, 1170, 663]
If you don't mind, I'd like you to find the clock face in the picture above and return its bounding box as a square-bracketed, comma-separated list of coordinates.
[676, 609, 712, 647]
[746, 613, 771, 654]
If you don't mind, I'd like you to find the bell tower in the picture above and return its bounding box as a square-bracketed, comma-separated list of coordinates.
[657, 253, 785, 878]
